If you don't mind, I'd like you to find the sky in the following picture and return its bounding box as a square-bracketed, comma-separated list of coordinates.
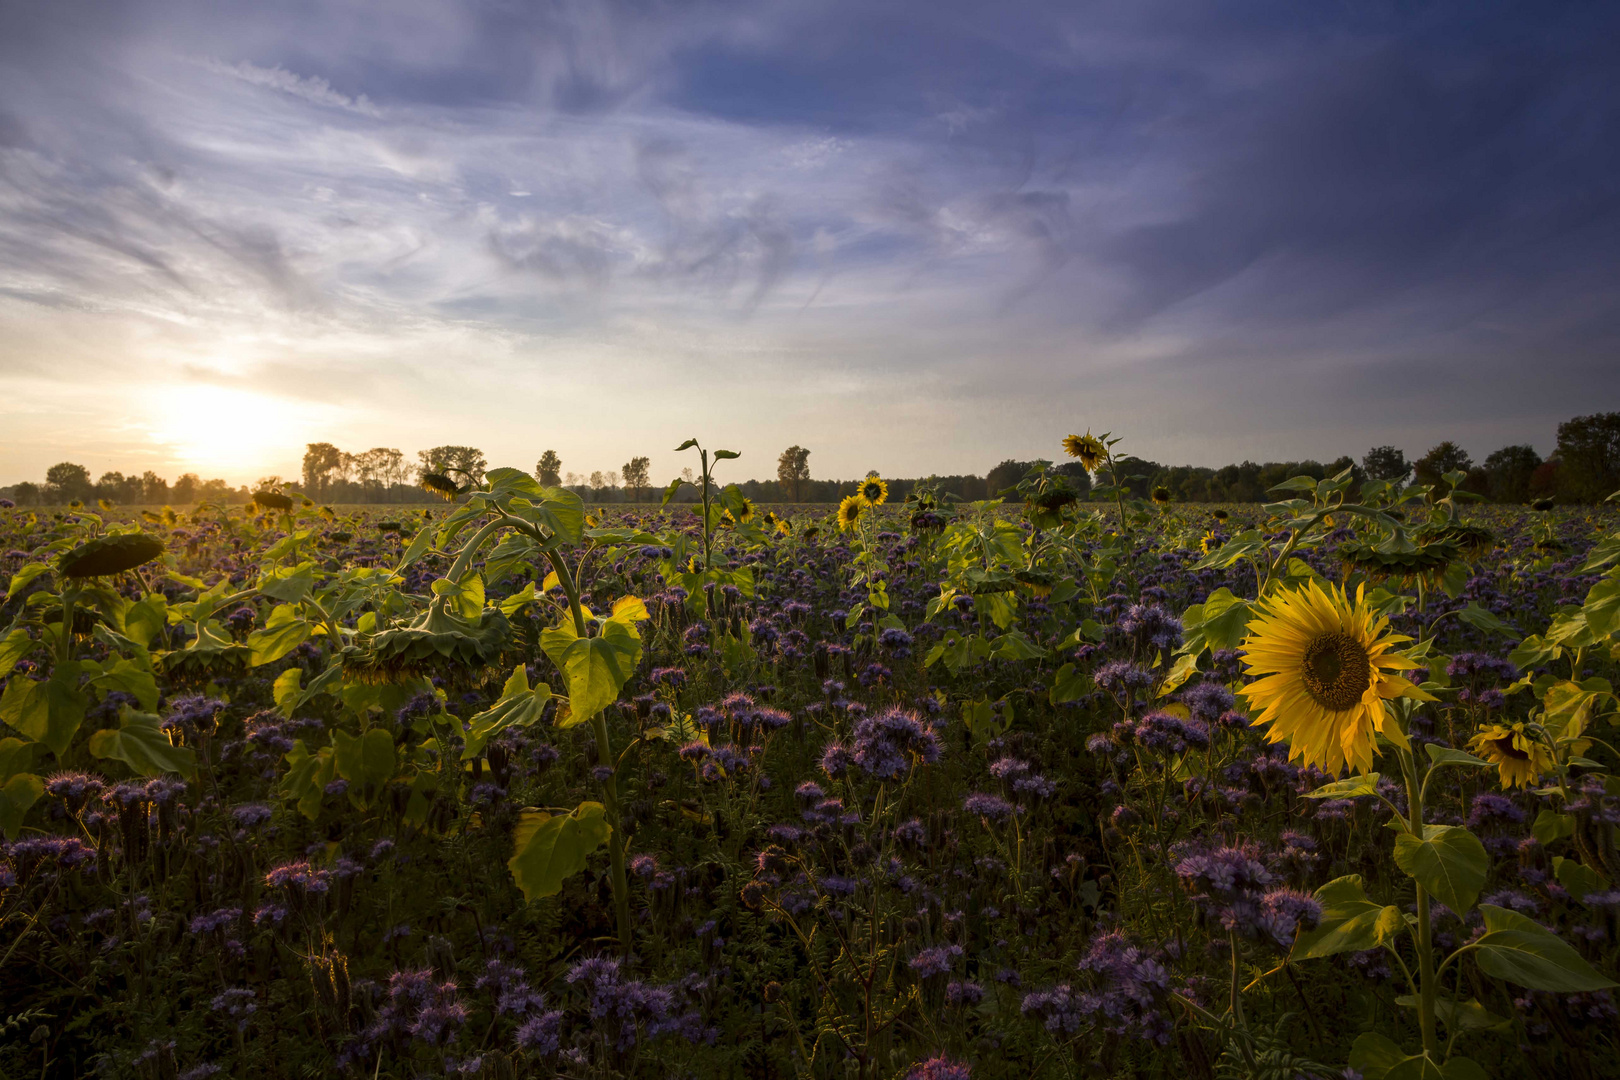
[2, 0, 1618, 489]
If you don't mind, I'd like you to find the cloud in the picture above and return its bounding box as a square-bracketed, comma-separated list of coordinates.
[1, 0, 1618, 487]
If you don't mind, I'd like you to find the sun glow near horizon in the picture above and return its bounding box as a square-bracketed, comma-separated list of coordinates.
[140, 384, 336, 483]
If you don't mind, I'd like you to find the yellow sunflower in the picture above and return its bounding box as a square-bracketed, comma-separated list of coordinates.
[860, 476, 888, 505]
[1239, 581, 1431, 775]
[775, 518, 792, 536]
[738, 497, 756, 523]
[1151, 486, 1171, 506]
[1199, 530, 1221, 556]
[837, 495, 868, 532]
[1468, 722, 1555, 790]
[1062, 431, 1106, 472]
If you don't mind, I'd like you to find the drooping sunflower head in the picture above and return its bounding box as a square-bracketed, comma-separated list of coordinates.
[860, 476, 888, 505]
[738, 498, 756, 523]
[1062, 432, 1106, 472]
[1532, 498, 1555, 512]
[1239, 581, 1430, 775]
[762, 511, 778, 529]
[775, 518, 792, 536]
[252, 490, 293, 513]
[419, 472, 461, 502]
[1467, 722, 1552, 790]
[837, 495, 868, 532]
[58, 532, 166, 579]
[1213, 509, 1230, 522]
[1151, 486, 1171, 506]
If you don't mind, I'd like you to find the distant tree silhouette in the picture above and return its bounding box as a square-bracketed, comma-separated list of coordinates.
[777, 446, 811, 501]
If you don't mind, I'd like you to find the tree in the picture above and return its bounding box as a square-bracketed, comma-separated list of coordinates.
[537, 450, 562, 487]
[141, 471, 169, 503]
[985, 459, 1030, 496]
[777, 446, 811, 502]
[45, 462, 93, 503]
[1481, 445, 1542, 503]
[172, 474, 200, 503]
[622, 456, 650, 501]
[417, 446, 487, 486]
[11, 482, 40, 506]
[588, 470, 606, 499]
[303, 442, 343, 499]
[1555, 412, 1620, 503]
[1362, 446, 1409, 485]
[1412, 442, 1473, 489]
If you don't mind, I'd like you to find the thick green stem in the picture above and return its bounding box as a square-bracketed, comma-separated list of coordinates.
[544, 549, 633, 954]
[1400, 749, 1440, 1059]
[57, 589, 77, 666]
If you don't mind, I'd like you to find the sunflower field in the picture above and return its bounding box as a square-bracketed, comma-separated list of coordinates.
[2, 434, 1619, 1080]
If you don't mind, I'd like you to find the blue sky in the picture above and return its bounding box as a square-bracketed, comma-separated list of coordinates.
[2, 0, 1617, 487]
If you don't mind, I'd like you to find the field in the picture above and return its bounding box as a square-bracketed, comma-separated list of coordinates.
[2, 464, 1618, 1080]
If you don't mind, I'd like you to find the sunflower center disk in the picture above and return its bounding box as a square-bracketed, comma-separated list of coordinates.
[1494, 736, 1529, 762]
[1301, 632, 1371, 711]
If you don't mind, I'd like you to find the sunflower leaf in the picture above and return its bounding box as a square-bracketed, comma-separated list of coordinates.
[1393, 825, 1488, 913]
[1472, 905, 1618, 991]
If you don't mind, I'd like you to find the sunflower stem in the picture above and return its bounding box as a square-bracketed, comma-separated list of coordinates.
[1398, 746, 1440, 1060]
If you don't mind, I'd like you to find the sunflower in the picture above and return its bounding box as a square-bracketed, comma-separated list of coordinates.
[1199, 530, 1222, 556]
[1062, 432, 1106, 472]
[419, 472, 461, 501]
[837, 495, 868, 532]
[1468, 722, 1554, 790]
[860, 476, 888, 505]
[1239, 581, 1431, 775]
[775, 518, 792, 536]
[1151, 486, 1171, 506]
[1212, 509, 1230, 523]
[738, 498, 756, 523]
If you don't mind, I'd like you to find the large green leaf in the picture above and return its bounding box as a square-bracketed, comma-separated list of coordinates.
[247, 604, 312, 666]
[541, 602, 643, 726]
[257, 562, 317, 604]
[463, 665, 553, 759]
[333, 728, 396, 807]
[0, 629, 35, 679]
[1582, 575, 1620, 637]
[1472, 905, 1618, 991]
[1292, 875, 1405, 960]
[122, 595, 168, 649]
[86, 655, 160, 711]
[281, 739, 337, 820]
[0, 661, 89, 757]
[1393, 825, 1488, 914]
[88, 707, 196, 779]
[1394, 995, 1508, 1033]
[5, 562, 52, 601]
[0, 772, 44, 839]
[508, 802, 612, 901]
[1303, 773, 1381, 799]
[430, 572, 485, 620]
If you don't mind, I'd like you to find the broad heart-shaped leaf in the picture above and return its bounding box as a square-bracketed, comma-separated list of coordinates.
[1394, 995, 1509, 1032]
[1532, 809, 1575, 846]
[86, 655, 160, 711]
[659, 476, 685, 507]
[1553, 856, 1610, 902]
[1472, 905, 1619, 991]
[257, 562, 317, 604]
[281, 739, 337, 820]
[1292, 875, 1405, 960]
[1456, 602, 1515, 637]
[333, 728, 396, 807]
[248, 604, 312, 667]
[1393, 825, 1488, 914]
[463, 665, 554, 759]
[122, 594, 168, 649]
[1583, 575, 1620, 637]
[396, 522, 436, 571]
[0, 628, 35, 679]
[1424, 745, 1491, 769]
[541, 611, 642, 727]
[1050, 662, 1092, 705]
[0, 661, 89, 758]
[88, 707, 196, 779]
[5, 561, 51, 601]
[508, 802, 612, 901]
[506, 486, 585, 546]
[1303, 773, 1381, 799]
[430, 572, 485, 620]
[1347, 1033, 1414, 1080]
[0, 772, 44, 840]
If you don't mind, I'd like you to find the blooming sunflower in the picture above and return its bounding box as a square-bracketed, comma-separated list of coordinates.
[837, 495, 868, 532]
[1239, 581, 1431, 775]
[1062, 432, 1106, 472]
[1199, 530, 1222, 556]
[1467, 722, 1554, 790]
[738, 497, 756, 523]
[860, 476, 888, 505]
[1151, 486, 1171, 506]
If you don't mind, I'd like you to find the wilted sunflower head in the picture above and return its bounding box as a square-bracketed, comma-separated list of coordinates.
[1062, 431, 1106, 472]
[1531, 498, 1554, 512]
[419, 472, 461, 502]
[1239, 580, 1430, 775]
[1420, 523, 1494, 561]
[1337, 538, 1459, 586]
[341, 601, 511, 688]
[252, 490, 293, 513]
[1212, 509, 1230, 522]
[1151, 486, 1171, 506]
[1467, 722, 1553, 790]
[319, 506, 336, 523]
[837, 495, 867, 532]
[860, 476, 889, 505]
[58, 532, 166, 579]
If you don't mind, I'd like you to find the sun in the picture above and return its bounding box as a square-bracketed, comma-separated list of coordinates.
[140, 384, 330, 479]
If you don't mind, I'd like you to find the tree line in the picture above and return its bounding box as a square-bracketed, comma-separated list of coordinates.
[4, 413, 1615, 508]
